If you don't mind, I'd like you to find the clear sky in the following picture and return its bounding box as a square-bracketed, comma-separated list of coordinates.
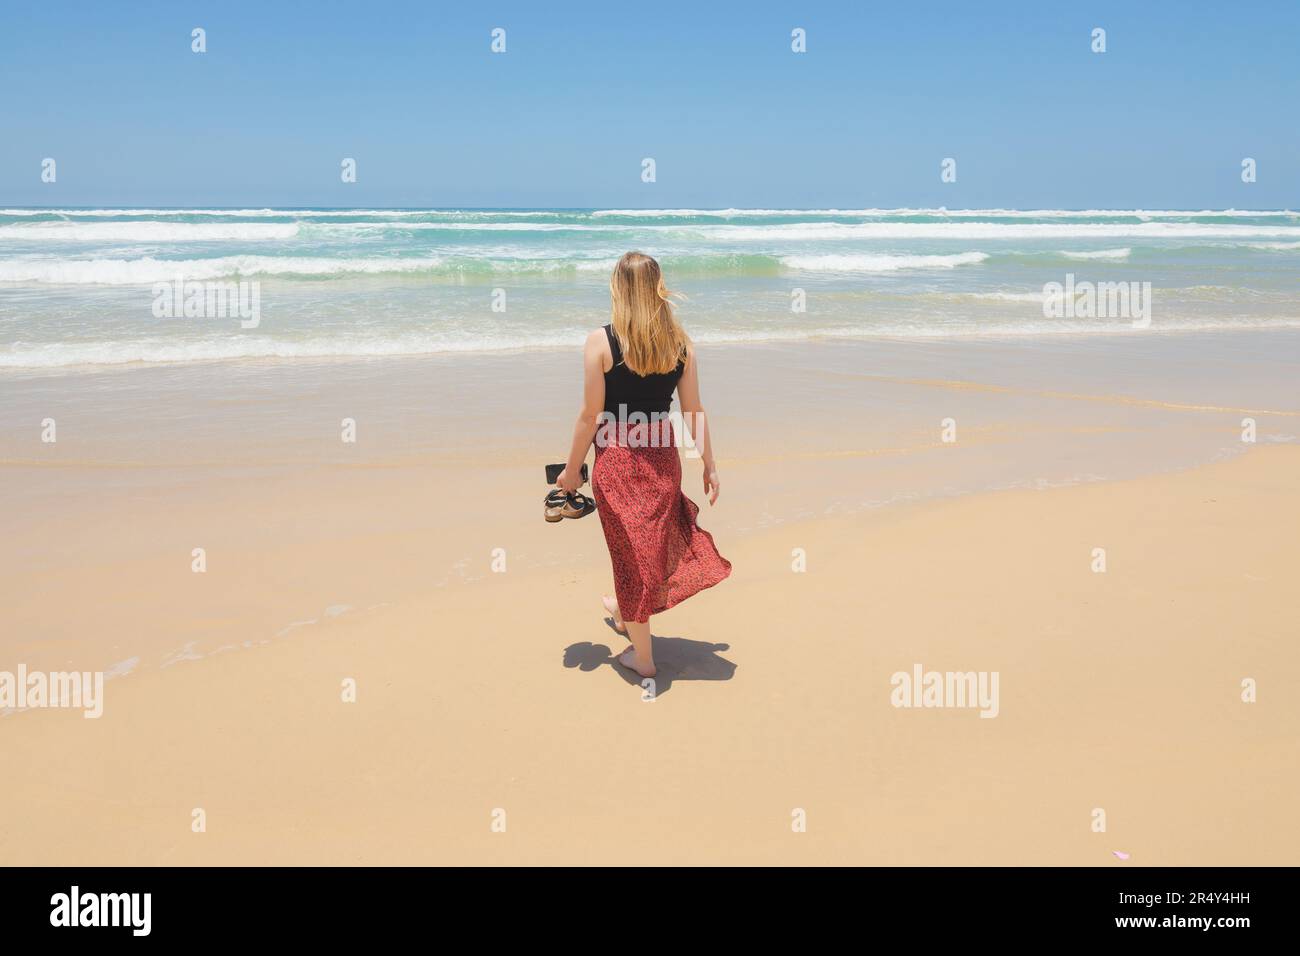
[2, 0, 1297, 209]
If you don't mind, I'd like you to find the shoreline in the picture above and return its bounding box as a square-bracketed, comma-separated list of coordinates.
[3, 322, 1300, 379]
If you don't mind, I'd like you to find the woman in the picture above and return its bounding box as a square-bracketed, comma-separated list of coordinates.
[556, 252, 731, 678]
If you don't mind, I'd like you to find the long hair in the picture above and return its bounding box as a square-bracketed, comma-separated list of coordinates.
[609, 251, 689, 375]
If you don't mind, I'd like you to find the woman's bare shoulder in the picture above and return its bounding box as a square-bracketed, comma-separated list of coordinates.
[585, 327, 613, 370]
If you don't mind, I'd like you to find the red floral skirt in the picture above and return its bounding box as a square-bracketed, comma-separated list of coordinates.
[592, 418, 731, 623]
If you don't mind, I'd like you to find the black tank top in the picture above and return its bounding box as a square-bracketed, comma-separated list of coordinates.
[602, 324, 684, 416]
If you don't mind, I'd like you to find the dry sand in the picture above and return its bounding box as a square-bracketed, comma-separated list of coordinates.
[3, 440, 1297, 865]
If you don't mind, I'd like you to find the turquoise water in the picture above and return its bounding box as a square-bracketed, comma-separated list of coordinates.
[0, 208, 1297, 369]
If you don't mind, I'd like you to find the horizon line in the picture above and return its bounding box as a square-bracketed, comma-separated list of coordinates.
[1, 205, 1296, 214]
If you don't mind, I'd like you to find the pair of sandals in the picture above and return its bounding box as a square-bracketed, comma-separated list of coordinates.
[544, 489, 596, 522]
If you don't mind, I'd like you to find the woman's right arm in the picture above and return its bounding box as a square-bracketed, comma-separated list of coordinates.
[676, 345, 720, 505]
[555, 329, 607, 494]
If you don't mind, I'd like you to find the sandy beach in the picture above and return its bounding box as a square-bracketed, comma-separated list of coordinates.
[2, 331, 1297, 865]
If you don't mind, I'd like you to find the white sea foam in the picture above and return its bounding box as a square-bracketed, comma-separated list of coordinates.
[0, 222, 300, 241]
[274, 220, 1300, 240]
[966, 284, 1273, 305]
[0, 208, 490, 218]
[4, 217, 1298, 244]
[0, 254, 626, 284]
[0, 333, 587, 368]
[780, 252, 989, 272]
[330, 221, 613, 232]
[967, 291, 1056, 303]
[592, 208, 897, 218]
[1060, 247, 1132, 260]
[0, 256, 437, 284]
[693, 222, 1300, 241]
[590, 208, 1299, 219]
[6, 317, 1300, 370]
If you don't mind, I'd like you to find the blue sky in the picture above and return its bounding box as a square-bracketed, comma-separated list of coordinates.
[1, 0, 1297, 208]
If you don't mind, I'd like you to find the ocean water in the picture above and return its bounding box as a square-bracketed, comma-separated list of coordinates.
[0, 207, 1298, 370]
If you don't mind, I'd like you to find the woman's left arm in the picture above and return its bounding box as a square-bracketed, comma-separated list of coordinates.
[556, 330, 607, 493]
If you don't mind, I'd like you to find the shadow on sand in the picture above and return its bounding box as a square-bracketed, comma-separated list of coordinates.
[563, 618, 737, 697]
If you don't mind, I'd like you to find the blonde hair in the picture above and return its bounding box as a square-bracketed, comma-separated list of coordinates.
[609, 251, 689, 375]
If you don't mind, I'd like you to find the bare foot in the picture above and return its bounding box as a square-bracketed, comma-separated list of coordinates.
[602, 595, 627, 634]
[618, 646, 657, 678]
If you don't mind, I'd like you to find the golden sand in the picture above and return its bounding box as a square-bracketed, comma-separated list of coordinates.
[3, 443, 1296, 865]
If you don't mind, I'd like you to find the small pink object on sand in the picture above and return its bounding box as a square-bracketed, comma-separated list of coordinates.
[1113, 850, 1131, 860]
